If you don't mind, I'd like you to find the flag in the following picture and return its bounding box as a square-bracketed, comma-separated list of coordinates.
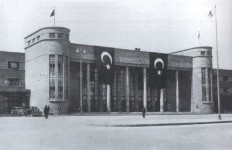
[208, 11, 213, 17]
[149, 52, 168, 88]
[50, 9, 55, 17]
[94, 46, 115, 84]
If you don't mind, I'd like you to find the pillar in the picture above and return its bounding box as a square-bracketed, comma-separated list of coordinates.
[87, 63, 90, 112]
[176, 70, 179, 112]
[126, 67, 130, 112]
[160, 89, 164, 112]
[80, 59, 83, 113]
[107, 85, 111, 112]
[143, 68, 147, 110]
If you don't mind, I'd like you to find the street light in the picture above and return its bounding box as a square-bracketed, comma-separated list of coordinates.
[209, 6, 221, 120]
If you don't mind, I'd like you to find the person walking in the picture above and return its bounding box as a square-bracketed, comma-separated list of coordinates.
[58, 106, 61, 115]
[44, 105, 48, 119]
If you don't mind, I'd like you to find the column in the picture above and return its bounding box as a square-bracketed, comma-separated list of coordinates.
[80, 59, 83, 113]
[107, 85, 111, 112]
[118, 70, 122, 112]
[176, 70, 179, 112]
[160, 89, 164, 112]
[143, 68, 147, 110]
[87, 63, 91, 112]
[94, 69, 98, 111]
[126, 67, 130, 112]
[62, 55, 65, 101]
[55, 55, 58, 100]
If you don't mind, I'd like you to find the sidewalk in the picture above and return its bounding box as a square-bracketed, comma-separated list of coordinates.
[83, 113, 232, 127]
[1, 112, 232, 127]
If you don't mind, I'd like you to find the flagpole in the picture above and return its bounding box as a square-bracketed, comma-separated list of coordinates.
[214, 5, 221, 120]
[198, 31, 201, 46]
[54, 7, 55, 26]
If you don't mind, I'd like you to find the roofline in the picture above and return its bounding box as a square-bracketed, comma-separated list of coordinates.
[70, 43, 168, 54]
[212, 68, 232, 71]
[0, 50, 25, 54]
[170, 46, 212, 54]
[24, 26, 70, 39]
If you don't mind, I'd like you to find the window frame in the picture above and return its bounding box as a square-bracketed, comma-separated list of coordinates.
[8, 62, 19, 69]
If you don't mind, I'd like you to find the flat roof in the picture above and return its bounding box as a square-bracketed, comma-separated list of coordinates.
[24, 26, 70, 39]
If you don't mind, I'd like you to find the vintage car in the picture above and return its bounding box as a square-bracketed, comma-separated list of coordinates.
[30, 106, 42, 117]
[24, 106, 42, 117]
[11, 107, 24, 116]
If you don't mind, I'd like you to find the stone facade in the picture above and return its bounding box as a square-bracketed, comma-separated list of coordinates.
[23, 26, 218, 114]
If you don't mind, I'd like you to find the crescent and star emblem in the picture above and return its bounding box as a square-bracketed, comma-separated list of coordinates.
[101, 51, 113, 70]
[154, 58, 164, 75]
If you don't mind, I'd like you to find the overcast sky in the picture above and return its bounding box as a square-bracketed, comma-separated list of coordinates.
[0, 0, 231, 69]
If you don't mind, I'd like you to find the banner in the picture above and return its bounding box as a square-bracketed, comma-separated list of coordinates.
[94, 46, 115, 84]
[149, 52, 168, 88]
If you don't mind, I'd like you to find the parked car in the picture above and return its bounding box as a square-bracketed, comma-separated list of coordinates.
[30, 106, 42, 117]
[11, 107, 24, 116]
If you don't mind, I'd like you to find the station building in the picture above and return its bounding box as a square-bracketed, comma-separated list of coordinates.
[0, 26, 231, 114]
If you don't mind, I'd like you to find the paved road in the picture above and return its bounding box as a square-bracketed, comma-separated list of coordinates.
[0, 115, 232, 150]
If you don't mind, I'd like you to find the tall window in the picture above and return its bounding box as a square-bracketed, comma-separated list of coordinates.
[49, 55, 55, 100]
[58, 55, 64, 100]
[201, 68, 207, 101]
[49, 55, 68, 101]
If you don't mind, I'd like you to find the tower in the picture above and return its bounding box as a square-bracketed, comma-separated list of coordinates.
[25, 27, 70, 114]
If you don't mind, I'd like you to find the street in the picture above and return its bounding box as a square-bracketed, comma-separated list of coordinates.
[0, 115, 232, 150]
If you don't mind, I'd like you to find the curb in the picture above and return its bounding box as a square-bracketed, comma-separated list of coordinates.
[90, 120, 232, 127]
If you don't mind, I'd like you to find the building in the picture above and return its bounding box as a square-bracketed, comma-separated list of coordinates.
[0, 51, 30, 114]
[0, 26, 231, 114]
[212, 69, 232, 113]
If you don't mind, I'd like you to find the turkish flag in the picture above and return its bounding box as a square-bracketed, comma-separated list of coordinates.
[94, 46, 115, 84]
[149, 52, 168, 88]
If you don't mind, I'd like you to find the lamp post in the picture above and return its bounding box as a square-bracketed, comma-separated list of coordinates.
[214, 6, 221, 120]
[209, 6, 221, 120]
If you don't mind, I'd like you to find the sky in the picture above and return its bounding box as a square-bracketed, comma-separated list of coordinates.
[0, 0, 231, 69]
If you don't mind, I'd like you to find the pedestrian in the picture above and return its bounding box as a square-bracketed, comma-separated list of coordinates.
[142, 106, 146, 118]
[44, 105, 48, 119]
[47, 105, 50, 118]
[58, 106, 61, 115]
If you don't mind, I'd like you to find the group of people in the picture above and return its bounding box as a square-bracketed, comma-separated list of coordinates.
[44, 105, 50, 119]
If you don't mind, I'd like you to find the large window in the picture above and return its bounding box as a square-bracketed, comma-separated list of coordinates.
[49, 55, 68, 101]
[8, 78, 19, 86]
[8, 62, 19, 69]
[202, 68, 207, 101]
[202, 68, 211, 102]
[49, 55, 55, 100]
